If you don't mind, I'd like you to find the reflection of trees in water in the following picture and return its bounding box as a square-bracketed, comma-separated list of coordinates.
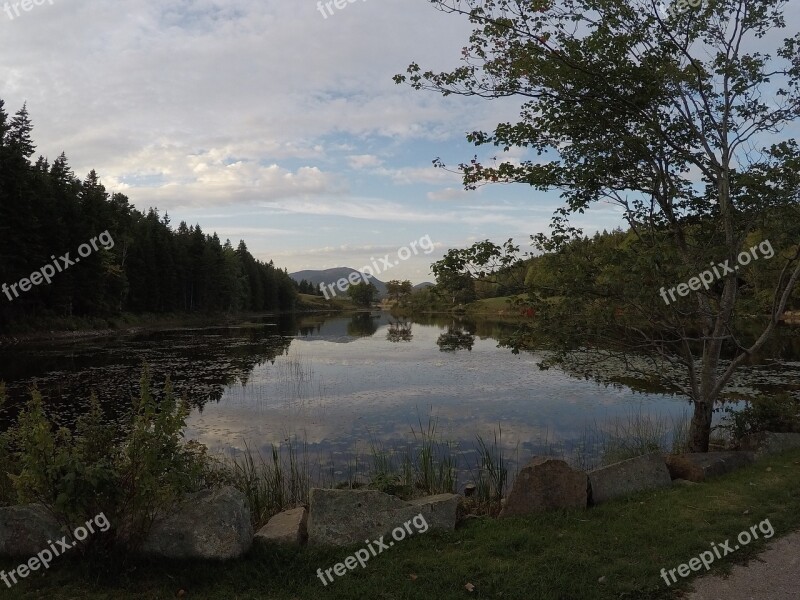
[437, 326, 475, 352]
[1, 315, 298, 427]
[386, 321, 413, 343]
[347, 313, 379, 337]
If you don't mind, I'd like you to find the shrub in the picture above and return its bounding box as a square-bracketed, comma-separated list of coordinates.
[721, 393, 800, 441]
[5, 366, 214, 555]
[0, 382, 18, 506]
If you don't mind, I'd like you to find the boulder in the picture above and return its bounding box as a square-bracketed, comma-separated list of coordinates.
[740, 432, 800, 458]
[254, 506, 307, 546]
[665, 451, 755, 483]
[141, 486, 253, 560]
[499, 457, 588, 517]
[588, 452, 671, 504]
[0, 504, 63, 558]
[307, 489, 459, 547]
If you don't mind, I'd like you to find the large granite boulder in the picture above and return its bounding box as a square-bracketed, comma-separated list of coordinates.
[141, 486, 252, 560]
[0, 504, 63, 558]
[307, 489, 459, 547]
[254, 506, 308, 546]
[499, 457, 588, 517]
[665, 452, 755, 483]
[740, 432, 800, 458]
[588, 452, 672, 504]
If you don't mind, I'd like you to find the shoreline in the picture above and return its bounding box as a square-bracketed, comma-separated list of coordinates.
[0, 307, 346, 346]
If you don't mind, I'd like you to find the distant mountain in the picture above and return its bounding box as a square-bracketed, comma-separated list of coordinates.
[289, 268, 388, 298]
[413, 282, 435, 292]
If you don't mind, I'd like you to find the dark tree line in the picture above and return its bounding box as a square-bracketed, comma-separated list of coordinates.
[0, 100, 297, 331]
[294, 279, 322, 296]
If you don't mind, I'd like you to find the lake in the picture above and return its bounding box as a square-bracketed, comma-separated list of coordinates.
[1, 312, 798, 482]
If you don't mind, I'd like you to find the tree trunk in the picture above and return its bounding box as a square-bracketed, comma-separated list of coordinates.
[687, 400, 714, 452]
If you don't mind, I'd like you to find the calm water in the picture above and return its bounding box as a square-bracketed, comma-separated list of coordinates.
[1, 312, 798, 475]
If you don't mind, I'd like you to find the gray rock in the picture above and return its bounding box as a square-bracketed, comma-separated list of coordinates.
[588, 452, 672, 504]
[254, 507, 307, 546]
[740, 432, 800, 458]
[307, 489, 459, 547]
[665, 451, 755, 483]
[0, 504, 63, 558]
[141, 486, 253, 560]
[499, 456, 588, 517]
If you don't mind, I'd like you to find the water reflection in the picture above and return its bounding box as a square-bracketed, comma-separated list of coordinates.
[386, 321, 413, 343]
[0, 313, 798, 477]
[347, 313, 380, 338]
[436, 326, 476, 352]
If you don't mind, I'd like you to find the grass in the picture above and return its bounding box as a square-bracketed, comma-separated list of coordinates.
[219, 439, 312, 528]
[3, 448, 800, 599]
[217, 414, 513, 528]
[209, 410, 687, 528]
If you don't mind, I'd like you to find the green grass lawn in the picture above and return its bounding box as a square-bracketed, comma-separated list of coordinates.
[4, 449, 800, 599]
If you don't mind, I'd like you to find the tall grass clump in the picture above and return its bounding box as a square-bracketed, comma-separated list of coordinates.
[364, 415, 459, 497]
[599, 409, 690, 466]
[470, 425, 516, 513]
[220, 438, 311, 528]
[408, 415, 458, 495]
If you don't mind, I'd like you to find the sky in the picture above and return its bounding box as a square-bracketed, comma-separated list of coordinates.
[0, 0, 795, 284]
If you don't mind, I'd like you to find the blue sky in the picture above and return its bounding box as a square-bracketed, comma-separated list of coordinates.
[1, 0, 794, 284]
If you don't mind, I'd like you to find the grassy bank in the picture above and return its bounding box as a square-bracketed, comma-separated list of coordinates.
[0, 300, 351, 342]
[0, 311, 273, 341]
[3, 448, 800, 600]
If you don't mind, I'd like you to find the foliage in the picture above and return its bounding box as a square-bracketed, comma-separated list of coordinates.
[0, 99, 297, 332]
[293, 278, 322, 296]
[386, 279, 413, 303]
[216, 439, 310, 529]
[398, 0, 800, 451]
[5, 449, 800, 599]
[0, 382, 16, 506]
[4, 367, 214, 554]
[346, 281, 378, 307]
[431, 239, 523, 304]
[721, 393, 800, 441]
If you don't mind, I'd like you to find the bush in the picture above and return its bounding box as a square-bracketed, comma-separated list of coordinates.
[0, 382, 18, 506]
[722, 393, 800, 441]
[4, 366, 215, 555]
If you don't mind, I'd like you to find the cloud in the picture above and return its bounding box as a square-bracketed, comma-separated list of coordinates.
[373, 165, 461, 185]
[427, 187, 470, 201]
[347, 154, 383, 169]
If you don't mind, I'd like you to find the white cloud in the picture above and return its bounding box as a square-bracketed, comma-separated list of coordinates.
[427, 187, 470, 201]
[347, 154, 383, 169]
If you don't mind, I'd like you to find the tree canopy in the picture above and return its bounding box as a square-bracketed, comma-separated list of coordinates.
[0, 100, 297, 331]
[398, 0, 800, 451]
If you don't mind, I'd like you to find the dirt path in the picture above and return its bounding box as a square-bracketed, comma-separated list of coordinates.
[684, 529, 800, 599]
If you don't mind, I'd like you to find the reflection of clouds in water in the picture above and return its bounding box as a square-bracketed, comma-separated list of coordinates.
[185, 322, 692, 472]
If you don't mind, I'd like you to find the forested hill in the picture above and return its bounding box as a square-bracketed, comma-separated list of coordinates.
[0, 100, 297, 332]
